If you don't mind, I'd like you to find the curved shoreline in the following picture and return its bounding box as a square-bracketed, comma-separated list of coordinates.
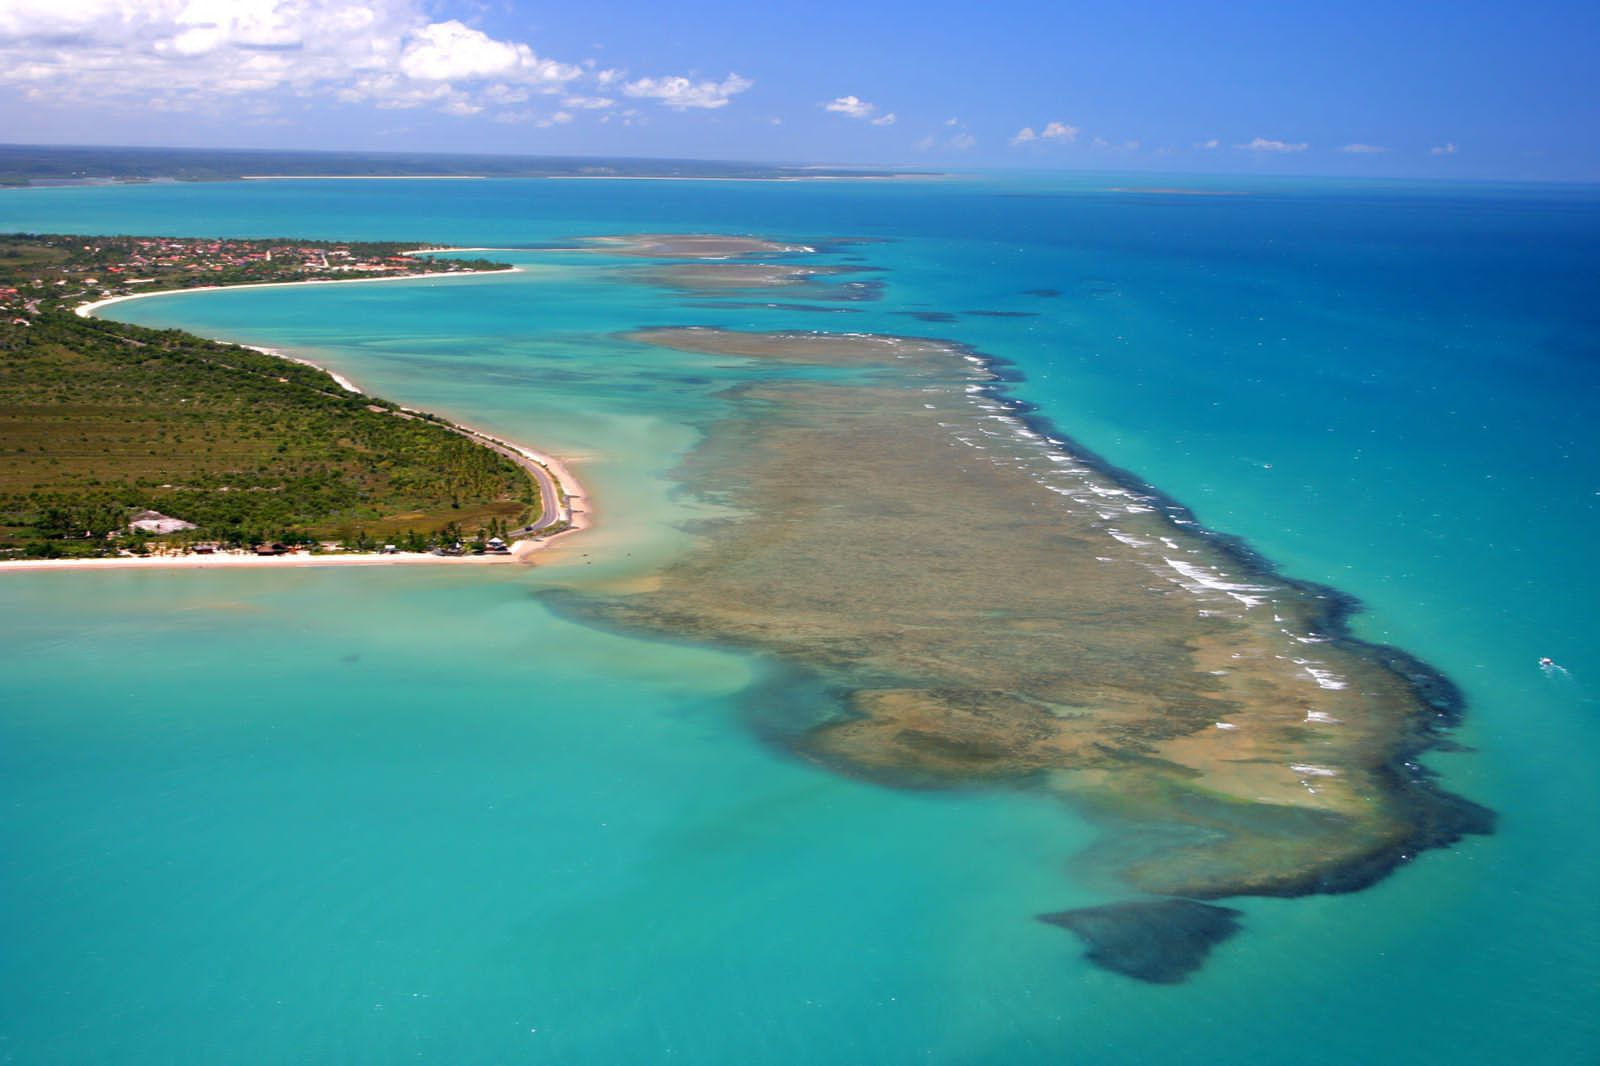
[73, 261, 519, 319]
[3, 265, 591, 572]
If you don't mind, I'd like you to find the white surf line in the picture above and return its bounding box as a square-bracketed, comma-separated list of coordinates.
[74, 262, 518, 319]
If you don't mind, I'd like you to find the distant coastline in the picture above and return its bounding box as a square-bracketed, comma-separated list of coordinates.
[0, 143, 935, 188]
[240, 175, 489, 181]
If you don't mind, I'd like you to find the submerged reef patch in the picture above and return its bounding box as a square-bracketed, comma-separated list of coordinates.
[573, 324, 1491, 978]
[1039, 899, 1244, 984]
[553, 235, 1490, 980]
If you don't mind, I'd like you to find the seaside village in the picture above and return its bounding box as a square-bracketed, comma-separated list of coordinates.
[118, 510, 513, 559]
[1, 236, 477, 320]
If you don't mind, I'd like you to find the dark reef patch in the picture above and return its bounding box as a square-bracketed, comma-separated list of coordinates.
[1040, 899, 1245, 983]
[1022, 288, 1062, 298]
[963, 310, 1039, 318]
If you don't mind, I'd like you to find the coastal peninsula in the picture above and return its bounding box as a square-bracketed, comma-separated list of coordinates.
[0, 234, 581, 565]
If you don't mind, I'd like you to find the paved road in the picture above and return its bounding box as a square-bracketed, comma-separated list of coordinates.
[457, 431, 570, 537]
[387, 408, 571, 540]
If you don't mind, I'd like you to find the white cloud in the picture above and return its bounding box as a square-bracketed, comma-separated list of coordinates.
[492, 108, 573, 127]
[1011, 121, 1077, 147]
[399, 20, 524, 81]
[1431, 142, 1459, 156]
[948, 132, 975, 151]
[915, 134, 937, 151]
[1236, 136, 1309, 152]
[824, 95, 894, 126]
[944, 116, 959, 126]
[623, 72, 751, 110]
[1197, 138, 1220, 150]
[1341, 143, 1387, 153]
[0, 0, 727, 123]
[824, 95, 874, 119]
[562, 95, 615, 110]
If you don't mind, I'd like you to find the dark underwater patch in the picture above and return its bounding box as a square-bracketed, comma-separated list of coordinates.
[1039, 899, 1245, 983]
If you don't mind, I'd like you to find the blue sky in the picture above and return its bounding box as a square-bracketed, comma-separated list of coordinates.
[2, 0, 1595, 181]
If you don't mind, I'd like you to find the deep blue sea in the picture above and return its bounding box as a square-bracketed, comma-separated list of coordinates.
[2, 174, 1597, 1064]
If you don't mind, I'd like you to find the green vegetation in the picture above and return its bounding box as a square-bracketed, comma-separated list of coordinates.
[0, 233, 503, 316]
[0, 234, 537, 558]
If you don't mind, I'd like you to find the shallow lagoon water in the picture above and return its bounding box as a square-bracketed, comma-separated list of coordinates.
[2, 175, 1598, 1063]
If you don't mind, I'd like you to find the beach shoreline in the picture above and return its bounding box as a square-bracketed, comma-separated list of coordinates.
[73, 262, 518, 319]
[3, 264, 590, 573]
[0, 546, 544, 572]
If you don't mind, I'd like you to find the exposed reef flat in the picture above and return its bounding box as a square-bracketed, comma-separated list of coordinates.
[584, 233, 885, 301]
[580, 233, 816, 258]
[564, 324, 1490, 976]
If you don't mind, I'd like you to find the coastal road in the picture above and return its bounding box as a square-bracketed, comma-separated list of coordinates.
[454, 430, 570, 537]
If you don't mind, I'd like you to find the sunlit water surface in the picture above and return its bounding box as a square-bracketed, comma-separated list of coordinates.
[2, 175, 1597, 1064]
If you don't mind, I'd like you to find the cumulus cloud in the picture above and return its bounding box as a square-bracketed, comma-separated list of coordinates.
[1197, 138, 1220, 150]
[0, 0, 733, 123]
[1431, 142, 1459, 156]
[1236, 136, 1309, 152]
[623, 73, 751, 110]
[399, 20, 528, 81]
[1341, 143, 1387, 153]
[824, 95, 897, 125]
[824, 95, 873, 118]
[1012, 120, 1078, 146]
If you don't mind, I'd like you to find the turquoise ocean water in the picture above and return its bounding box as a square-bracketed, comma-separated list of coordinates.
[2, 175, 1597, 1064]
